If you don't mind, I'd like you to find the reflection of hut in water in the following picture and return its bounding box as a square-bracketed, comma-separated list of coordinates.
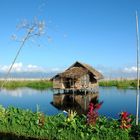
[51, 61, 103, 93]
[52, 92, 99, 115]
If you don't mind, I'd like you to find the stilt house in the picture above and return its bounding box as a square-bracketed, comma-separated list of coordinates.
[51, 61, 103, 91]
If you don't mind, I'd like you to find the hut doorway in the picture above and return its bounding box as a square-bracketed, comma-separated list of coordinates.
[65, 78, 73, 88]
[64, 78, 76, 89]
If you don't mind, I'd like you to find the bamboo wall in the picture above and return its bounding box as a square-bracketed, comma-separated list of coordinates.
[53, 74, 98, 90]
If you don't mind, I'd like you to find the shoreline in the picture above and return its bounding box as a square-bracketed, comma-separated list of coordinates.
[0, 78, 50, 81]
[0, 79, 138, 89]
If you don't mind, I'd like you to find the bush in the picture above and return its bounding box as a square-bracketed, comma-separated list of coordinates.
[0, 105, 139, 140]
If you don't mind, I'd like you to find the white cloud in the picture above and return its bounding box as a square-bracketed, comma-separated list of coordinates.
[27, 64, 37, 69]
[12, 62, 23, 72]
[0, 65, 9, 72]
[123, 66, 137, 73]
[26, 64, 44, 72]
[0, 63, 23, 72]
[0, 62, 64, 73]
[95, 65, 138, 79]
[0, 62, 44, 72]
[0, 62, 23, 72]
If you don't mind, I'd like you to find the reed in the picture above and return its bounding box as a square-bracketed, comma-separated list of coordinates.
[99, 80, 137, 89]
[0, 80, 53, 90]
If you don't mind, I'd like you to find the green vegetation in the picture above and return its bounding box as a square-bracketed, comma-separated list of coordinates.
[0, 80, 53, 90]
[99, 80, 137, 89]
[0, 79, 138, 90]
[0, 105, 139, 140]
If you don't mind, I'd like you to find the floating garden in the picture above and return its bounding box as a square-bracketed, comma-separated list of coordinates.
[0, 80, 52, 90]
[0, 102, 139, 140]
[99, 80, 138, 89]
[0, 79, 138, 90]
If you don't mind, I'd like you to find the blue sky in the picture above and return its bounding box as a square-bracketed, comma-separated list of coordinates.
[0, 0, 140, 77]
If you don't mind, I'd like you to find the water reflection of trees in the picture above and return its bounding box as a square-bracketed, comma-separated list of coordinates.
[52, 91, 99, 115]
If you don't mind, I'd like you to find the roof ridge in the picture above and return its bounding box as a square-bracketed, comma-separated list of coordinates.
[51, 61, 103, 80]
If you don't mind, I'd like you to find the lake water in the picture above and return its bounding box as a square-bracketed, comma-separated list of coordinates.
[0, 87, 138, 119]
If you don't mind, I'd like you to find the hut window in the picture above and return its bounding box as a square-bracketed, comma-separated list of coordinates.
[89, 73, 97, 83]
[64, 78, 73, 88]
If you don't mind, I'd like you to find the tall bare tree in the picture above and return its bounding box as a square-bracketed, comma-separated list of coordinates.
[1, 18, 46, 89]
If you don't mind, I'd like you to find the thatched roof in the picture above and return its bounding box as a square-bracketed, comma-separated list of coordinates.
[65, 61, 103, 80]
[60, 67, 88, 78]
[51, 61, 103, 80]
[80, 62, 103, 79]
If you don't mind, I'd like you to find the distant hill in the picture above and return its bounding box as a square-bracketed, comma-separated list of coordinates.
[0, 71, 137, 80]
[0, 72, 57, 79]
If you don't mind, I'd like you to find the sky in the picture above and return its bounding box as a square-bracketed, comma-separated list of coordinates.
[0, 0, 140, 78]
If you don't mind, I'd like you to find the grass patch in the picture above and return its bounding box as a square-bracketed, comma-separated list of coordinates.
[0, 80, 53, 90]
[99, 80, 137, 89]
[0, 105, 139, 140]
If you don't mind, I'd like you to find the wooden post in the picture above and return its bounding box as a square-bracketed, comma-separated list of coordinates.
[73, 76, 75, 103]
[136, 11, 140, 125]
[84, 90, 87, 111]
[70, 79, 71, 89]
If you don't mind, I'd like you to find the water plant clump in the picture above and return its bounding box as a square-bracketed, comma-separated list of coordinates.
[119, 112, 132, 130]
[99, 79, 138, 89]
[0, 80, 52, 90]
[87, 101, 103, 126]
[0, 105, 139, 140]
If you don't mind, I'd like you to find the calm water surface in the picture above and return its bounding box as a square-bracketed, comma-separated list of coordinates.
[99, 87, 137, 118]
[0, 87, 138, 118]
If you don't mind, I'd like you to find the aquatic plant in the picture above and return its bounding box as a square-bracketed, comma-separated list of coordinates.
[0, 80, 52, 90]
[87, 101, 103, 125]
[67, 109, 77, 122]
[99, 79, 138, 89]
[119, 112, 132, 130]
[0, 105, 139, 140]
